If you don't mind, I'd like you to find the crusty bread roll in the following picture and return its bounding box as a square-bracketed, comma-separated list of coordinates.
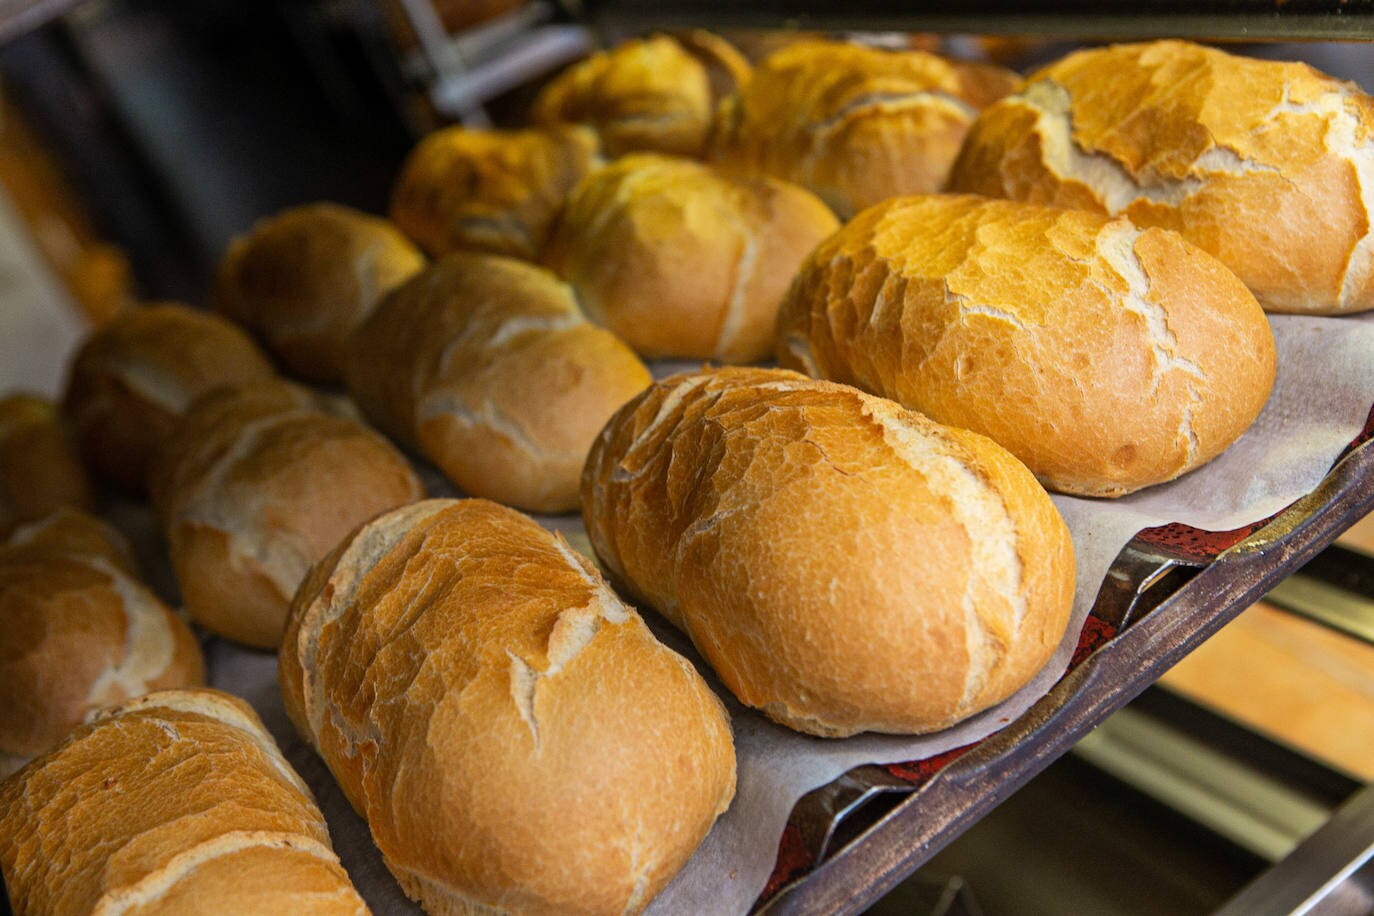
[280, 498, 735, 915]
[61, 302, 277, 492]
[1, 506, 137, 574]
[0, 393, 93, 538]
[948, 40, 1374, 316]
[151, 378, 423, 649]
[709, 40, 1020, 218]
[583, 367, 1075, 738]
[214, 203, 426, 382]
[0, 513, 203, 777]
[0, 689, 366, 915]
[776, 194, 1277, 497]
[390, 124, 600, 260]
[542, 154, 838, 362]
[346, 253, 651, 513]
[673, 29, 752, 104]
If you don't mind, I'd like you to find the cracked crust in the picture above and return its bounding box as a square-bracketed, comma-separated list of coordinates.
[582, 367, 1075, 737]
[949, 40, 1374, 315]
[776, 194, 1276, 497]
[278, 499, 735, 915]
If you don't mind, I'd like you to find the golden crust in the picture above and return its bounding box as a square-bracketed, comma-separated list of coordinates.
[0, 394, 93, 538]
[543, 154, 838, 362]
[390, 125, 600, 261]
[582, 366, 1076, 737]
[279, 499, 735, 915]
[346, 254, 651, 513]
[1, 506, 138, 575]
[776, 194, 1276, 497]
[214, 203, 425, 382]
[709, 39, 1020, 217]
[0, 689, 366, 915]
[949, 40, 1374, 315]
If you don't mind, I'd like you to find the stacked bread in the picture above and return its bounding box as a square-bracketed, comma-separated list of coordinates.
[280, 499, 735, 915]
[0, 393, 92, 537]
[0, 689, 366, 914]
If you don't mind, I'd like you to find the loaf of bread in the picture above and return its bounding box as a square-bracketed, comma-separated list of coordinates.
[280, 498, 735, 915]
[542, 154, 838, 362]
[948, 40, 1374, 316]
[777, 195, 1276, 497]
[709, 40, 1020, 218]
[214, 203, 425, 382]
[0, 393, 92, 538]
[347, 253, 651, 513]
[61, 302, 277, 492]
[151, 378, 422, 649]
[583, 367, 1076, 737]
[390, 125, 600, 260]
[0, 512, 203, 777]
[0, 689, 366, 914]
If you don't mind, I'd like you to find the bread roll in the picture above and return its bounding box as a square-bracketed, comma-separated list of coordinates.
[390, 125, 599, 260]
[948, 40, 1374, 316]
[673, 29, 752, 104]
[0, 393, 92, 538]
[582, 367, 1075, 737]
[152, 378, 422, 649]
[347, 253, 651, 513]
[776, 194, 1277, 497]
[280, 498, 735, 915]
[2, 506, 137, 574]
[709, 40, 1020, 218]
[542, 154, 838, 362]
[61, 302, 277, 492]
[214, 203, 425, 382]
[0, 514, 203, 777]
[0, 689, 366, 915]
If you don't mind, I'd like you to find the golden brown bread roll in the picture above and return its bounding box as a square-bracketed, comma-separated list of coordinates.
[948, 40, 1374, 316]
[673, 29, 752, 104]
[542, 154, 838, 362]
[347, 253, 651, 513]
[1, 506, 137, 574]
[0, 689, 367, 915]
[0, 393, 92, 538]
[389, 124, 600, 261]
[151, 378, 423, 649]
[280, 498, 735, 915]
[582, 367, 1075, 737]
[214, 203, 426, 382]
[709, 39, 1020, 218]
[777, 194, 1277, 497]
[61, 302, 277, 492]
[0, 513, 203, 777]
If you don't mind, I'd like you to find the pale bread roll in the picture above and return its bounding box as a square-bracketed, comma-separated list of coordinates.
[948, 40, 1374, 315]
[214, 203, 426, 382]
[0, 394, 93, 538]
[279, 498, 735, 915]
[776, 194, 1277, 497]
[390, 124, 600, 260]
[709, 39, 1019, 218]
[346, 253, 651, 513]
[61, 303, 277, 492]
[582, 367, 1076, 738]
[0, 689, 367, 915]
[152, 378, 423, 649]
[542, 154, 838, 362]
[0, 514, 203, 777]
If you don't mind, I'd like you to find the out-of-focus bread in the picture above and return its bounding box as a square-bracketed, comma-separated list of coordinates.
[61, 303, 277, 492]
[0, 515, 203, 777]
[1, 506, 137, 574]
[0, 689, 367, 915]
[583, 367, 1076, 737]
[673, 29, 752, 104]
[948, 40, 1374, 315]
[390, 125, 600, 261]
[151, 378, 422, 649]
[0, 394, 92, 538]
[346, 254, 651, 513]
[280, 498, 734, 916]
[542, 154, 838, 362]
[214, 203, 425, 382]
[777, 195, 1277, 497]
[709, 39, 1020, 217]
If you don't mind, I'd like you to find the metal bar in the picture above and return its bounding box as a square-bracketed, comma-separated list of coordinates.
[1265, 574, 1374, 646]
